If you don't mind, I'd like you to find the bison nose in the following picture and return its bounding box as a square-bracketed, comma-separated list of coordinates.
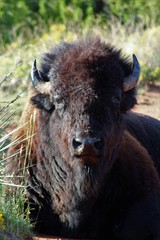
[72, 136, 104, 156]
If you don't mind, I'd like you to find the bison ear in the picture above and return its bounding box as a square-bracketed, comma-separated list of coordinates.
[31, 59, 54, 112]
[123, 54, 140, 92]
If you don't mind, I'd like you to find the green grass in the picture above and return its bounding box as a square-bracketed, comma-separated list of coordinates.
[0, 189, 32, 238]
[0, 101, 33, 238]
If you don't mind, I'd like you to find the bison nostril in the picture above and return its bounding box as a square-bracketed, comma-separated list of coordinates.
[72, 136, 104, 154]
[72, 138, 82, 149]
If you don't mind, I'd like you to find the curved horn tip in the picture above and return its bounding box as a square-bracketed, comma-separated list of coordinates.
[133, 54, 137, 61]
[132, 54, 140, 70]
[123, 54, 140, 92]
[31, 59, 37, 78]
[33, 59, 37, 68]
[31, 59, 43, 87]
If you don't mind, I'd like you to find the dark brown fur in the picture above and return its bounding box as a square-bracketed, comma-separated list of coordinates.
[7, 37, 160, 239]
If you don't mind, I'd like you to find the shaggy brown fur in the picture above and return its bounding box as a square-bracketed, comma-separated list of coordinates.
[7, 103, 160, 239]
[7, 88, 38, 179]
[7, 37, 160, 239]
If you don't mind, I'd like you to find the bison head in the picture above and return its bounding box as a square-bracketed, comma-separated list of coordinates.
[30, 37, 140, 228]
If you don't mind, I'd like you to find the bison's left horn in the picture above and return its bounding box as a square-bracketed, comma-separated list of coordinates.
[123, 54, 140, 92]
[31, 59, 43, 87]
[31, 59, 51, 95]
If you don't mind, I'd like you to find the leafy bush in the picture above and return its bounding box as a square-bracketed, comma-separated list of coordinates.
[105, 0, 160, 26]
[140, 64, 160, 86]
[0, 0, 160, 46]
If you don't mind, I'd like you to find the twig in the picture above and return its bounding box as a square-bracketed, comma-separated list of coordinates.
[0, 62, 21, 86]
[0, 90, 25, 114]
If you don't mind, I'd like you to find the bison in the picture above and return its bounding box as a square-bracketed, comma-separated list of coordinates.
[7, 37, 160, 239]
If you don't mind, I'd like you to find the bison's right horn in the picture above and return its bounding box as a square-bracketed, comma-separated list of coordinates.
[31, 59, 51, 95]
[123, 54, 140, 92]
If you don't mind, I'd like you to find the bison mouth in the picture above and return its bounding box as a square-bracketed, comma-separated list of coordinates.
[74, 153, 102, 166]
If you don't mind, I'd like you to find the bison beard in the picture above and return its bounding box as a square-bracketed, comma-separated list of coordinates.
[7, 36, 160, 239]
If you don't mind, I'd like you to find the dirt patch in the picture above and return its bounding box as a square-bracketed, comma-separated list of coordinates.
[134, 84, 160, 120]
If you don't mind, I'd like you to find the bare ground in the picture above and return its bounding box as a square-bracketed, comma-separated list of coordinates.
[135, 84, 160, 120]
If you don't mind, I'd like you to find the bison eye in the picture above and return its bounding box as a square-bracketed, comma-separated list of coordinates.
[112, 96, 121, 104]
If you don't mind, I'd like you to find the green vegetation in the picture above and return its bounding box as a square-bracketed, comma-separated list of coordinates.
[0, 0, 160, 45]
[0, 189, 32, 239]
[0, 87, 33, 239]
[0, 0, 160, 238]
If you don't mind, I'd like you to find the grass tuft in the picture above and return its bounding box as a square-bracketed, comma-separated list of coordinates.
[0, 69, 33, 239]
